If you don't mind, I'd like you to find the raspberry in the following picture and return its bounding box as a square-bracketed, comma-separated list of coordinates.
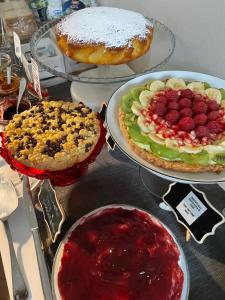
[164, 110, 180, 125]
[207, 110, 220, 121]
[167, 101, 179, 110]
[193, 94, 204, 102]
[165, 90, 180, 101]
[194, 113, 207, 126]
[207, 100, 219, 111]
[180, 107, 193, 117]
[157, 96, 168, 105]
[206, 121, 223, 134]
[192, 101, 207, 114]
[153, 102, 166, 116]
[180, 89, 194, 99]
[178, 117, 195, 132]
[195, 126, 210, 138]
[179, 98, 192, 108]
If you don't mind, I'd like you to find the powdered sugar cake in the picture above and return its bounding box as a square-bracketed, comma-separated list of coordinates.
[55, 7, 153, 64]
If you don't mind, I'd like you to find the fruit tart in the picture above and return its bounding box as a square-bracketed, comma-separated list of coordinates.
[119, 78, 225, 173]
[3, 101, 102, 171]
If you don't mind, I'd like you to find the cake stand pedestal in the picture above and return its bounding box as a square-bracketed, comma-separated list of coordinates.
[70, 65, 135, 110]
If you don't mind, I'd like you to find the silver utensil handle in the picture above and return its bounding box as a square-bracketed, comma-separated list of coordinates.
[32, 228, 53, 300]
[4, 220, 28, 300]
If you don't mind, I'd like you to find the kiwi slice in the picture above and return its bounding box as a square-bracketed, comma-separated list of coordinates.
[219, 88, 225, 99]
[128, 124, 151, 145]
[203, 82, 211, 89]
[180, 150, 209, 165]
[124, 113, 136, 127]
[212, 152, 225, 165]
[150, 142, 180, 160]
[120, 94, 134, 113]
[130, 86, 146, 101]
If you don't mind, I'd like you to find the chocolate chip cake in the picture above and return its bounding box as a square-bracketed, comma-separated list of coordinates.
[4, 101, 101, 171]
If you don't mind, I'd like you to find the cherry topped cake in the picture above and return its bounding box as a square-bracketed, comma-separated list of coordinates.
[119, 78, 225, 172]
[4, 101, 101, 171]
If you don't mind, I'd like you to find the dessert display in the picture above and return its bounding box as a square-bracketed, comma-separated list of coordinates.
[56, 206, 184, 300]
[55, 7, 154, 65]
[3, 101, 102, 171]
[119, 77, 225, 173]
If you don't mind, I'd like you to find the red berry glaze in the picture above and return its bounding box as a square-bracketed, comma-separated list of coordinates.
[195, 126, 210, 138]
[165, 90, 180, 101]
[178, 117, 195, 132]
[194, 113, 207, 126]
[207, 110, 220, 121]
[167, 101, 179, 110]
[179, 98, 192, 108]
[153, 102, 166, 116]
[207, 121, 223, 134]
[165, 110, 180, 125]
[192, 101, 207, 114]
[180, 107, 193, 117]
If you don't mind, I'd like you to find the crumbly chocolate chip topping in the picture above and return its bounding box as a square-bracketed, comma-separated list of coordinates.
[4, 101, 101, 171]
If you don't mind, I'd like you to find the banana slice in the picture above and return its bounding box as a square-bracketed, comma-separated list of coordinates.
[134, 142, 151, 151]
[137, 116, 150, 133]
[179, 145, 203, 154]
[149, 80, 165, 93]
[166, 78, 186, 90]
[221, 100, 225, 108]
[205, 88, 222, 104]
[148, 122, 156, 133]
[187, 82, 205, 93]
[131, 101, 142, 116]
[148, 133, 165, 145]
[165, 139, 179, 149]
[205, 145, 225, 153]
[139, 90, 154, 107]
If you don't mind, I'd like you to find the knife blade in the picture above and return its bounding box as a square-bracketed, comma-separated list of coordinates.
[0, 252, 10, 300]
[22, 176, 53, 300]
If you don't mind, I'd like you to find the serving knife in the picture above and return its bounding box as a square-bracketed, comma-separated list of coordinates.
[22, 176, 53, 300]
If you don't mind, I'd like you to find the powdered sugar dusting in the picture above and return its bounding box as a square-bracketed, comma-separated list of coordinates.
[57, 6, 153, 48]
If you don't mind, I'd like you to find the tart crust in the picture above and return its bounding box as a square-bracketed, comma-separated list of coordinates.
[119, 109, 224, 173]
[5, 101, 101, 171]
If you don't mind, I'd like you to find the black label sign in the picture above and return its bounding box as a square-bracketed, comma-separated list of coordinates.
[99, 102, 107, 122]
[38, 179, 65, 243]
[99, 102, 116, 151]
[163, 183, 225, 243]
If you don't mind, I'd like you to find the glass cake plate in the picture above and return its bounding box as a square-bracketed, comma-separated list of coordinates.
[30, 18, 175, 84]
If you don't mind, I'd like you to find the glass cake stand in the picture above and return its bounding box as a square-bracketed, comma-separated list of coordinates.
[30, 18, 175, 110]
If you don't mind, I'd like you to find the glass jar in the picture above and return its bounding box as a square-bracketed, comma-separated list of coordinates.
[0, 72, 20, 96]
[0, 53, 12, 73]
[0, 96, 31, 124]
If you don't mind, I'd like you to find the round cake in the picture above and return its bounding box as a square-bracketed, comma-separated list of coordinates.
[119, 78, 225, 173]
[4, 101, 101, 171]
[55, 7, 154, 65]
[57, 206, 184, 300]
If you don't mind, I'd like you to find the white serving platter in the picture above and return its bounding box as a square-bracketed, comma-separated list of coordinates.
[52, 205, 189, 300]
[106, 70, 225, 184]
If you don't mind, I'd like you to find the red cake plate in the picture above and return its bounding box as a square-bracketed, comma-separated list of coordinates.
[0, 117, 106, 186]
